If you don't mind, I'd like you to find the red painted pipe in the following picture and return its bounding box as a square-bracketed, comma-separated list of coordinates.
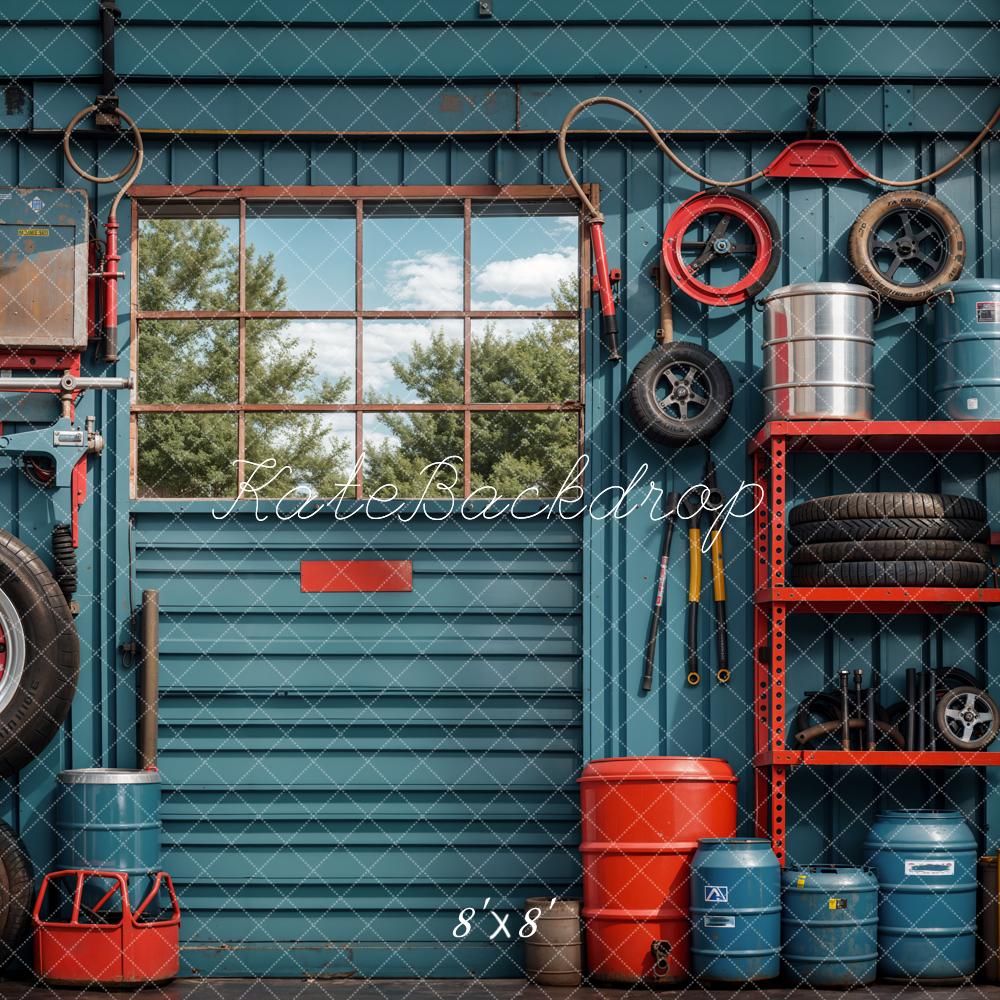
[102, 218, 119, 362]
[589, 220, 620, 361]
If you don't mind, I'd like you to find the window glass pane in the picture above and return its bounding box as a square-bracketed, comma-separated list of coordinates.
[246, 319, 355, 405]
[245, 413, 355, 498]
[137, 320, 238, 404]
[363, 208, 463, 310]
[471, 412, 578, 498]
[470, 317, 578, 403]
[245, 207, 354, 310]
[363, 320, 463, 403]
[363, 413, 463, 498]
[471, 211, 578, 311]
[137, 215, 238, 311]
[136, 413, 237, 498]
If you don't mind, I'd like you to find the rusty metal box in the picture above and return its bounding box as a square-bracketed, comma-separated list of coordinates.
[0, 188, 89, 349]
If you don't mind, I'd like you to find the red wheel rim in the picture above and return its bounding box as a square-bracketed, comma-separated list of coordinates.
[663, 193, 775, 306]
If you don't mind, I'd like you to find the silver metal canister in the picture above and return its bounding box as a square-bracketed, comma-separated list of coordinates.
[761, 282, 877, 420]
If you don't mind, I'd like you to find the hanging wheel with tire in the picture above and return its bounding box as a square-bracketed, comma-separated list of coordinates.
[0, 530, 79, 777]
[848, 191, 965, 303]
[0, 820, 32, 962]
[626, 341, 733, 446]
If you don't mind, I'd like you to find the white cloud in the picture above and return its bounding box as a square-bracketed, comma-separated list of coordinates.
[363, 320, 463, 397]
[474, 249, 576, 303]
[388, 252, 462, 309]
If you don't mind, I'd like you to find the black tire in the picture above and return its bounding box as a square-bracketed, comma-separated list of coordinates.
[626, 342, 733, 447]
[791, 559, 989, 587]
[789, 516, 989, 547]
[790, 538, 990, 565]
[848, 191, 965, 303]
[0, 531, 79, 777]
[789, 492, 987, 526]
[935, 686, 999, 750]
[0, 821, 32, 961]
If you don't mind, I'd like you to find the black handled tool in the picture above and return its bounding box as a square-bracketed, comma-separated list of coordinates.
[853, 669, 865, 750]
[839, 671, 851, 751]
[683, 493, 703, 686]
[642, 491, 681, 693]
[703, 456, 730, 684]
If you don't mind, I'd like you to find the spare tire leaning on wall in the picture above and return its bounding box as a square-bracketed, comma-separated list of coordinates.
[0, 531, 79, 777]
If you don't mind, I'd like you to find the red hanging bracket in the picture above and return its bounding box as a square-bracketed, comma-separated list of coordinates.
[764, 140, 868, 181]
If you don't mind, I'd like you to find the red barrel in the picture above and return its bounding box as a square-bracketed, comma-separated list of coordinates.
[579, 756, 737, 985]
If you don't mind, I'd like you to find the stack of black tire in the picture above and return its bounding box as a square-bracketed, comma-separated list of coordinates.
[789, 492, 992, 587]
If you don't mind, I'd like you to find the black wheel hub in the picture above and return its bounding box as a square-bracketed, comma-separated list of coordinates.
[867, 208, 949, 287]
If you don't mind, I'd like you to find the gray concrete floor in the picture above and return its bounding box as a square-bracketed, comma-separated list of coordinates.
[2, 982, 1000, 1000]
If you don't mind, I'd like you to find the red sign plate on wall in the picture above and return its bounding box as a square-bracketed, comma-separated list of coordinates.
[300, 560, 413, 593]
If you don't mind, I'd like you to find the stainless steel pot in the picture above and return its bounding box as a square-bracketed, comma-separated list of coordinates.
[761, 282, 877, 420]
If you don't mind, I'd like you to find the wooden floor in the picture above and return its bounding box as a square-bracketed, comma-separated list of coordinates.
[2, 982, 1000, 1000]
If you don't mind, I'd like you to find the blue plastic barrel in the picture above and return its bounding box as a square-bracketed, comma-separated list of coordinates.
[934, 279, 1000, 418]
[864, 809, 977, 983]
[55, 768, 161, 911]
[690, 837, 781, 983]
[781, 864, 877, 986]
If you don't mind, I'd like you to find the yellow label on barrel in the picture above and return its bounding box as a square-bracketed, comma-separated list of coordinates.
[17, 228, 49, 237]
[796, 875, 806, 887]
[828, 897, 847, 910]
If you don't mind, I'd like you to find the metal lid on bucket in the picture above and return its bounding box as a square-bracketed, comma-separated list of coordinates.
[761, 281, 878, 303]
[57, 768, 160, 785]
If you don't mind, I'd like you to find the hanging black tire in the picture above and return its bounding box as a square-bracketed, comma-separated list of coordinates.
[789, 516, 989, 547]
[848, 191, 965, 303]
[791, 559, 989, 587]
[0, 531, 79, 778]
[790, 538, 990, 565]
[0, 821, 32, 961]
[788, 492, 986, 526]
[626, 341, 733, 447]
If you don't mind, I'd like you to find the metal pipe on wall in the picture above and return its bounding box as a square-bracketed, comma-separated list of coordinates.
[138, 589, 160, 770]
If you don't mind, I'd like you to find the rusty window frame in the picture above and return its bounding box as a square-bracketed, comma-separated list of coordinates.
[129, 185, 590, 500]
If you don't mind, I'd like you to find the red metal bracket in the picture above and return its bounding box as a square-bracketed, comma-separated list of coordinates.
[763, 140, 868, 181]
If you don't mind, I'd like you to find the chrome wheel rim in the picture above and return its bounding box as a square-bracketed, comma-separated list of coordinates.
[0, 588, 26, 716]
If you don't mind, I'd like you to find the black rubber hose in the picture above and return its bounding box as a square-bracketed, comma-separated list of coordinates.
[917, 671, 928, 750]
[927, 671, 937, 751]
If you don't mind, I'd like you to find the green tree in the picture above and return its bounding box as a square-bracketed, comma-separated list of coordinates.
[136, 219, 351, 498]
[365, 276, 580, 497]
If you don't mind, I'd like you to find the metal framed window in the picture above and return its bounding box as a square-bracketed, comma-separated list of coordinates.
[129, 185, 589, 500]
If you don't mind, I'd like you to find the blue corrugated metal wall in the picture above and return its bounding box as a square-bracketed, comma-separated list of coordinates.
[2, 0, 1000, 978]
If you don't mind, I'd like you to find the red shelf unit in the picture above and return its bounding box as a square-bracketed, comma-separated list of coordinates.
[749, 420, 1000, 865]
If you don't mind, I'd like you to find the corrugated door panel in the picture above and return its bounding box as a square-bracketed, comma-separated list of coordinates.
[137, 508, 582, 977]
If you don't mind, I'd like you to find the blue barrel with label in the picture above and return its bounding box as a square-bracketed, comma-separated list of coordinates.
[55, 769, 161, 912]
[781, 865, 878, 986]
[690, 838, 781, 983]
[934, 279, 1000, 418]
[864, 809, 977, 983]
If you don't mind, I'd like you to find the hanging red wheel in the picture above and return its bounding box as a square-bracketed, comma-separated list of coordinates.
[663, 188, 781, 307]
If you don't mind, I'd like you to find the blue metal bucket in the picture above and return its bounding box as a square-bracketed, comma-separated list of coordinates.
[781, 864, 877, 986]
[933, 279, 1000, 418]
[690, 837, 781, 983]
[864, 808, 977, 983]
[55, 768, 161, 913]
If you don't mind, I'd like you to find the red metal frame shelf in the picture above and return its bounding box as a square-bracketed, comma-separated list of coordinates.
[751, 419, 1000, 454]
[756, 585, 1000, 614]
[756, 750, 1000, 767]
[749, 419, 1000, 866]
